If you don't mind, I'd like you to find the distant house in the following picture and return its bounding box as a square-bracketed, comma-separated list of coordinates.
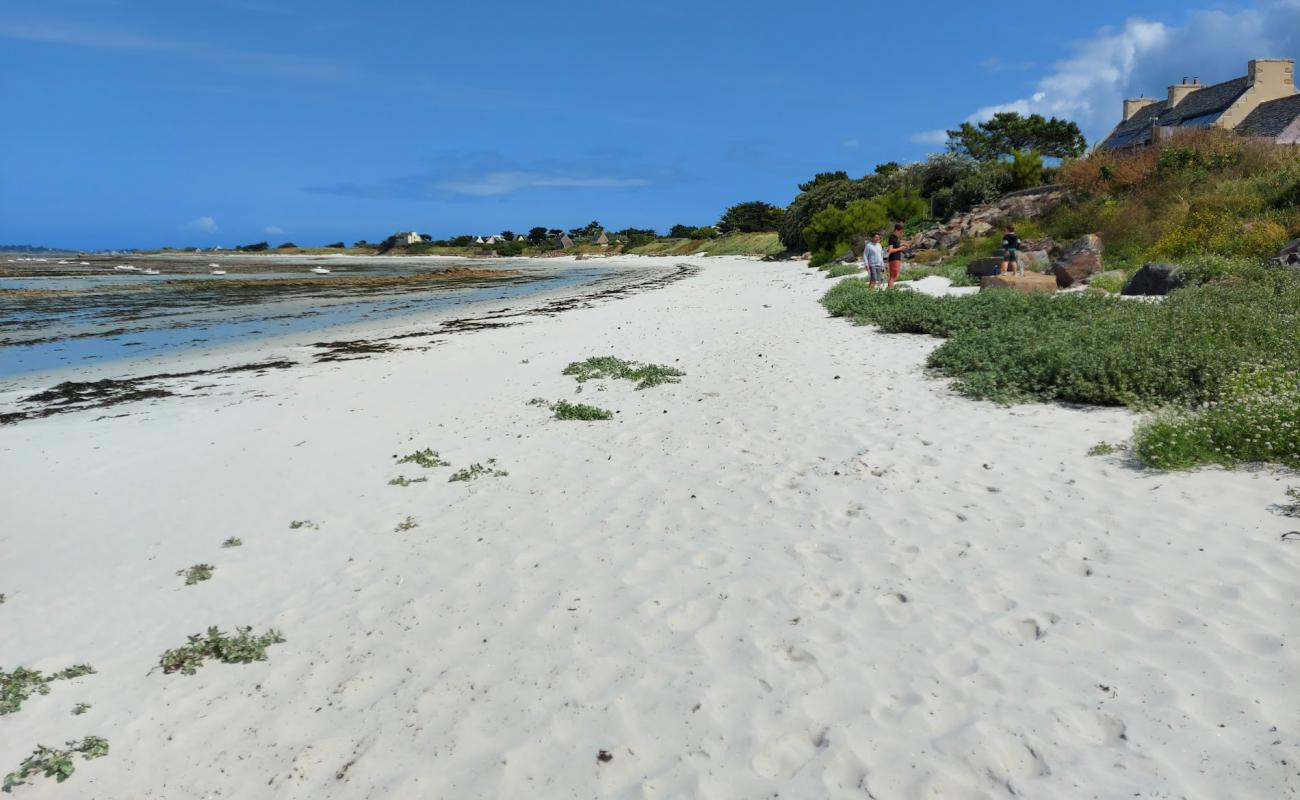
[391, 231, 424, 245]
[557, 234, 574, 249]
[594, 231, 609, 246]
[483, 235, 502, 245]
[1100, 59, 1298, 149]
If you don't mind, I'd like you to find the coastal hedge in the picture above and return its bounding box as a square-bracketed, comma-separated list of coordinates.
[821, 273, 1300, 469]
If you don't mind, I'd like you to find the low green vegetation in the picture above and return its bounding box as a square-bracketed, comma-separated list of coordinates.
[562, 356, 685, 390]
[387, 475, 428, 487]
[448, 460, 508, 482]
[552, 400, 614, 420]
[71, 703, 90, 716]
[1049, 129, 1300, 265]
[394, 516, 419, 532]
[159, 626, 285, 675]
[1087, 441, 1124, 457]
[898, 261, 980, 287]
[288, 519, 319, 530]
[626, 231, 782, 257]
[4, 736, 108, 791]
[220, 537, 243, 548]
[822, 272, 1300, 470]
[396, 448, 449, 468]
[825, 263, 863, 279]
[176, 564, 214, 586]
[1, 665, 96, 715]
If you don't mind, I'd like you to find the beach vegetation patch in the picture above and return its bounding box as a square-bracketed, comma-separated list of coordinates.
[288, 520, 319, 530]
[821, 273, 1300, 470]
[221, 537, 243, 548]
[553, 400, 614, 421]
[394, 516, 419, 532]
[3, 737, 109, 791]
[396, 448, 450, 468]
[825, 264, 863, 279]
[71, 703, 90, 716]
[1272, 487, 1300, 518]
[177, 564, 215, 586]
[158, 626, 285, 676]
[388, 475, 428, 487]
[562, 356, 685, 390]
[449, 460, 509, 482]
[1087, 441, 1123, 457]
[1, 665, 96, 716]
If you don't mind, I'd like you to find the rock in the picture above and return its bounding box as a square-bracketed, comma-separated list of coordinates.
[1020, 250, 1050, 271]
[981, 273, 1057, 293]
[1021, 237, 1056, 253]
[1274, 238, 1300, 266]
[1122, 262, 1184, 296]
[968, 221, 994, 238]
[836, 250, 856, 263]
[1051, 234, 1104, 288]
[966, 257, 1003, 278]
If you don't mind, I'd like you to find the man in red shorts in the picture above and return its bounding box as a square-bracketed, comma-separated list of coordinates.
[885, 223, 907, 289]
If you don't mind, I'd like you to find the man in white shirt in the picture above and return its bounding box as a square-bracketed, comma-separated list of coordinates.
[863, 231, 886, 289]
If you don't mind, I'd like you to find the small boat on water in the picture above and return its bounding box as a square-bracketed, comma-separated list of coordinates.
[310, 266, 331, 274]
[114, 265, 139, 272]
[210, 269, 227, 275]
[141, 268, 161, 275]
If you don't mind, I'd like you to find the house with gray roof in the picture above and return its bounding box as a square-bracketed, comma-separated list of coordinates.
[1100, 58, 1298, 149]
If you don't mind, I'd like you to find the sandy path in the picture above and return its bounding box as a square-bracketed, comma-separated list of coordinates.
[1, 257, 1295, 799]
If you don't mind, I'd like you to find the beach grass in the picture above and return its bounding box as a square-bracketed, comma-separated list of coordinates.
[448, 460, 508, 482]
[176, 564, 214, 586]
[627, 232, 782, 257]
[396, 449, 450, 468]
[552, 400, 614, 420]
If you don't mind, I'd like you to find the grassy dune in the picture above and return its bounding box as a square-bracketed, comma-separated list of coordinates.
[628, 232, 782, 257]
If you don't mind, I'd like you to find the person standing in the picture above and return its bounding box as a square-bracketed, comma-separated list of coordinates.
[1000, 224, 1021, 276]
[885, 223, 907, 289]
[863, 231, 886, 289]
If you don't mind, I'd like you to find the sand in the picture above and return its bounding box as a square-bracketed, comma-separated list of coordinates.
[1, 256, 1295, 799]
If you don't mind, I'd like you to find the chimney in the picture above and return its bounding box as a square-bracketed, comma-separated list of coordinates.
[1123, 97, 1157, 121]
[1168, 78, 1201, 107]
[1247, 58, 1296, 94]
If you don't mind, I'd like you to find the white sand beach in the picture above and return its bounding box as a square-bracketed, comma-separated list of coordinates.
[1, 256, 1295, 798]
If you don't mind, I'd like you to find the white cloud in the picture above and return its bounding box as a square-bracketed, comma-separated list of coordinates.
[435, 171, 651, 197]
[910, 129, 950, 145]
[263, 225, 284, 235]
[183, 216, 219, 233]
[959, 1, 1300, 141]
[841, 138, 861, 148]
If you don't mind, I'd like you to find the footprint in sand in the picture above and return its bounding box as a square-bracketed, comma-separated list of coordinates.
[974, 591, 1017, 613]
[933, 649, 980, 679]
[790, 581, 845, 611]
[751, 729, 827, 779]
[1051, 705, 1128, 746]
[691, 550, 728, 569]
[666, 595, 723, 633]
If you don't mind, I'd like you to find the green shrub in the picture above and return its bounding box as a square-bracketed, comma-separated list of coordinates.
[825, 263, 863, 278]
[1088, 271, 1129, 293]
[802, 198, 888, 266]
[159, 626, 285, 675]
[220, 537, 243, 548]
[1133, 364, 1300, 469]
[553, 400, 614, 420]
[822, 273, 1300, 469]
[4, 737, 108, 790]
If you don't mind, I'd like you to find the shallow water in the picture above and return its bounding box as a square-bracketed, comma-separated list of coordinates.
[0, 258, 618, 378]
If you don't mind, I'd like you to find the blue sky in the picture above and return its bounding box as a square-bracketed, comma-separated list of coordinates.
[2, 0, 1298, 249]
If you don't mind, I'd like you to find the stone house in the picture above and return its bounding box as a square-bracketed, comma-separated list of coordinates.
[392, 231, 425, 245]
[1100, 58, 1298, 149]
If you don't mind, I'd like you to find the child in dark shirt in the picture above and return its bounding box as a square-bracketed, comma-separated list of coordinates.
[1001, 225, 1021, 276]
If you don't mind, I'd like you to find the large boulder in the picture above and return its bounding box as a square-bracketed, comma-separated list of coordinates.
[967, 221, 995, 238]
[980, 273, 1057, 293]
[966, 257, 1003, 278]
[1121, 262, 1184, 296]
[1275, 238, 1300, 266]
[1019, 250, 1050, 271]
[1051, 234, 1104, 288]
